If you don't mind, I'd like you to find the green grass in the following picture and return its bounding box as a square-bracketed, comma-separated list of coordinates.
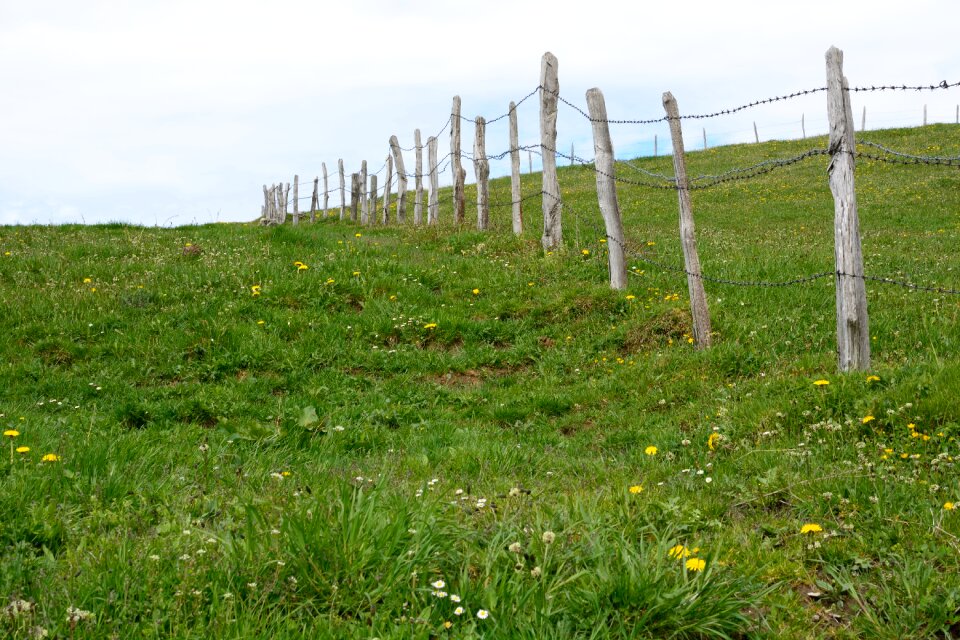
[3, 124, 960, 638]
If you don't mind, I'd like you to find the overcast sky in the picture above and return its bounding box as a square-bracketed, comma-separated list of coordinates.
[2, 0, 959, 226]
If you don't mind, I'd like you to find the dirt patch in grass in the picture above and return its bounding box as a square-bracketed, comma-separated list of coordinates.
[622, 307, 691, 351]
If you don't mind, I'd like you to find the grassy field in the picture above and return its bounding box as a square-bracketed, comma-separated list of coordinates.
[3, 124, 960, 639]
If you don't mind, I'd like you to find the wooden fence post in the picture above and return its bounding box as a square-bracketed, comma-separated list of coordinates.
[474, 116, 490, 230]
[360, 160, 368, 224]
[586, 88, 627, 290]
[281, 183, 290, 224]
[262, 185, 269, 222]
[338, 160, 346, 220]
[570, 142, 575, 166]
[292, 175, 299, 225]
[350, 173, 361, 221]
[389, 136, 408, 223]
[753, 122, 759, 143]
[802, 114, 806, 139]
[414, 129, 424, 225]
[383, 154, 393, 225]
[826, 46, 870, 371]
[861, 106, 866, 131]
[451, 96, 466, 224]
[540, 51, 562, 249]
[427, 136, 439, 225]
[322, 162, 329, 218]
[654, 134, 658, 157]
[702, 128, 707, 150]
[509, 100, 523, 234]
[369, 174, 378, 225]
[311, 177, 319, 222]
[924, 104, 928, 126]
[663, 91, 712, 349]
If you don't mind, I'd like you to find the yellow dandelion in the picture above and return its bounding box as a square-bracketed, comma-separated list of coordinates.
[800, 523, 823, 534]
[3, 429, 19, 438]
[908, 423, 916, 430]
[83, 277, 92, 284]
[945, 502, 956, 511]
[644, 446, 658, 456]
[813, 379, 830, 386]
[629, 485, 643, 494]
[862, 415, 875, 424]
[646, 241, 656, 246]
[297, 264, 309, 271]
[41, 453, 60, 462]
[472, 288, 480, 295]
[424, 323, 438, 330]
[685, 558, 706, 572]
[707, 432, 720, 451]
[355, 233, 362, 238]
[16, 446, 30, 454]
[325, 278, 335, 285]
[352, 271, 360, 276]
[581, 249, 590, 256]
[625, 294, 636, 300]
[866, 375, 880, 382]
[256, 320, 265, 325]
[668, 545, 691, 558]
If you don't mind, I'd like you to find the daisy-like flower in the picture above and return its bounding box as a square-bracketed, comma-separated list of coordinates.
[476, 609, 489, 620]
[430, 579, 446, 590]
[800, 523, 823, 534]
[453, 606, 464, 616]
[449, 594, 461, 603]
[685, 558, 706, 572]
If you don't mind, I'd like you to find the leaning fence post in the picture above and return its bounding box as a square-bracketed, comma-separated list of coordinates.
[389, 136, 408, 223]
[826, 45, 870, 371]
[540, 51, 562, 249]
[383, 154, 393, 225]
[310, 177, 319, 222]
[360, 160, 368, 224]
[427, 136, 439, 225]
[451, 96, 466, 223]
[474, 116, 490, 230]
[322, 162, 329, 218]
[338, 159, 346, 220]
[414, 129, 424, 225]
[350, 173, 361, 222]
[663, 91, 712, 349]
[586, 88, 627, 290]
[509, 100, 523, 234]
[292, 175, 299, 225]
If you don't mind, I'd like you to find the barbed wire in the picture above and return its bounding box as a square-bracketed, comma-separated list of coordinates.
[855, 140, 960, 166]
[488, 190, 544, 209]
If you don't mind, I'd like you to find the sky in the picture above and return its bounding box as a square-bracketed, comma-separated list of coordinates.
[1, 0, 959, 226]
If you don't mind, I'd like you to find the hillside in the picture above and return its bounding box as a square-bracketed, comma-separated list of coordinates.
[2, 125, 960, 638]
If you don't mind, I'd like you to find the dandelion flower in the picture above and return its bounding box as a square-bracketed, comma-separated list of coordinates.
[685, 558, 706, 572]
[424, 323, 438, 329]
[16, 446, 29, 454]
[355, 233, 362, 238]
[866, 375, 880, 382]
[472, 288, 480, 295]
[800, 523, 823, 534]
[625, 294, 635, 300]
[297, 263, 309, 271]
[645, 446, 658, 456]
[82, 277, 92, 284]
[443, 621, 453, 629]
[542, 531, 556, 544]
[813, 379, 830, 386]
[476, 609, 489, 620]
[629, 484, 643, 494]
[707, 432, 720, 451]
[3, 429, 19, 438]
[669, 545, 691, 559]
[945, 502, 956, 511]
[508, 542, 522, 553]
[41, 453, 60, 462]
[862, 415, 875, 424]
[581, 249, 590, 256]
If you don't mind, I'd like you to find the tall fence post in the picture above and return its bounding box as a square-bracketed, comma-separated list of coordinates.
[528, 150, 533, 174]
[389, 136, 408, 223]
[451, 96, 466, 223]
[427, 136, 439, 225]
[292, 175, 299, 225]
[383, 154, 393, 225]
[586, 88, 627, 290]
[360, 160, 368, 224]
[826, 46, 870, 372]
[802, 114, 806, 139]
[350, 173, 361, 222]
[262, 185, 269, 222]
[414, 129, 424, 225]
[474, 116, 490, 230]
[540, 51, 562, 250]
[310, 177, 319, 222]
[861, 106, 866, 131]
[338, 159, 346, 220]
[702, 128, 707, 150]
[322, 162, 329, 218]
[924, 104, 928, 126]
[753, 122, 759, 143]
[663, 91, 712, 349]
[509, 100, 523, 234]
[570, 142, 575, 166]
[654, 134, 658, 157]
[368, 175, 378, 225]
[281, 183, 290, 224]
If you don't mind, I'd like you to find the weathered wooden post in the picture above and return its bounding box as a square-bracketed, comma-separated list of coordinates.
[427, 136, 439, 225]
[826, 46, 870, 371]
[474, 116, 490, 230]
[586, 89, 628, 290]
[360, 160, 368, 224]
[654, 134, 658, 157]
[570, 142, 575, 166]
[369, 174, 378, 225]
[753, 122, 759, 143]
[528, 150, 533, 174]
[292, 175, 299, 225]
[802, 114, 806, 139]
[350, 173, 361, 222]
[383, 154, 393, 225]
[924, 104, 928, 126]
[310, 177, 319, 222]
[540, 51, 562, 249]
[389, 136, 408, 223]
[281, 183, 290, 224]
[262, 185, 269, 222]
[338, 159, 346, 220]
[451, 96, 466, 223]
[861, 106, 866, 131]
[663, 91, 712, 349]
[509, 100, 523, 234]
[414, 129, 424, 225]
[702, 128, 707, 150]
[322, 162, 329, 218]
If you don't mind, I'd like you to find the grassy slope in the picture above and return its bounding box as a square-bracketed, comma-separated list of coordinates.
[2, 125, 960, 638]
